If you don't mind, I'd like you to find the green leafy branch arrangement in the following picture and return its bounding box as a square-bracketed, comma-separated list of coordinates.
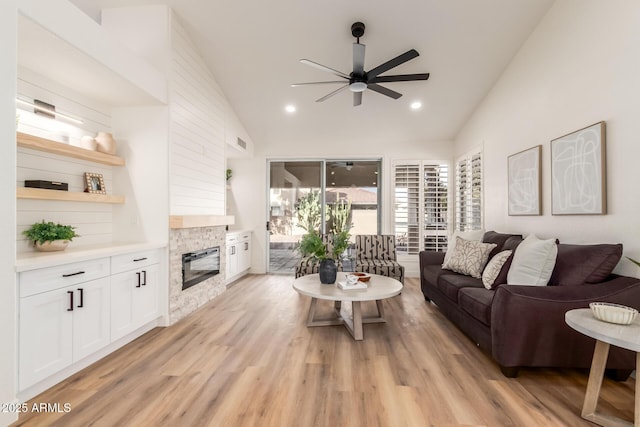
[23, 221, 79, 244]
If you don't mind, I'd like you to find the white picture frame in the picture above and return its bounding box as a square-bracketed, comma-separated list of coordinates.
[508, 145, 541, 216]
[551, 121, 606, 215]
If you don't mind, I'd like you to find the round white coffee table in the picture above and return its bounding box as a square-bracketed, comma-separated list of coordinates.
[565, 308, 640, 426]
[292, 272, 402, 340]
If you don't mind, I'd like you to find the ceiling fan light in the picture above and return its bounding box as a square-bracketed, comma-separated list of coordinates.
[349, 82, 367, 92]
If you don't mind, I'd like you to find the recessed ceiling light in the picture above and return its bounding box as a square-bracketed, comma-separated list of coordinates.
[285, 105, 296, 113]
[411, 101, 422, 110]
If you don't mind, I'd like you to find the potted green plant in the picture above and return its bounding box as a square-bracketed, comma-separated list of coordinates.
[23, 221, 79, 252]
[298, 229, 351, 284]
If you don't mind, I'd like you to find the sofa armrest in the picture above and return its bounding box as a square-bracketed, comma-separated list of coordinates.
[419, 251, 445, 268]
[491, 277, 640, 368]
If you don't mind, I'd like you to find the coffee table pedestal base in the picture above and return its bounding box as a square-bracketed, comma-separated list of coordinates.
[306, 298, 386, 341]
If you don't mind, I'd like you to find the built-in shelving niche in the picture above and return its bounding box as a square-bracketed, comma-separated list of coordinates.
[16, 132, 125, 204]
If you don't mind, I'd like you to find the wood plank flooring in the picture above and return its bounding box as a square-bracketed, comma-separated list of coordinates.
[13, 275, 636, 426]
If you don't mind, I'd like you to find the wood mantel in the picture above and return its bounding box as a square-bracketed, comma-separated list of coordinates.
[169, 215, 235, 229]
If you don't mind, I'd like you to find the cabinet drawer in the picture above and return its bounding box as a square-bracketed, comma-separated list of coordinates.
[238, 233, 250, 242]
[20, 257, 110, 298]
[111, 249, 160, 274]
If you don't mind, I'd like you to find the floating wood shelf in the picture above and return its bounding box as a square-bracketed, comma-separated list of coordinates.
[17, 132, 125, 166]
[17, 187, 125, 204]
[169, 215, 235, 229]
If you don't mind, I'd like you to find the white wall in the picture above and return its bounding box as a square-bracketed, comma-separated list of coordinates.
[169, 14, 226, 216]
[454, 0, 640, 277]
[1, 2, 17, 424]
[229, 138, 453, 275]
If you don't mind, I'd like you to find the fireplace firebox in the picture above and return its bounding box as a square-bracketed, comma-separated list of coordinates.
[182, 246, 220, 290]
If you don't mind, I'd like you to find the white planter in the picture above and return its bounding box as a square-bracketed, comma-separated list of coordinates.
[35, 240, 70, 252]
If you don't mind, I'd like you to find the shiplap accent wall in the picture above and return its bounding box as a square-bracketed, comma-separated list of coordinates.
[16, 69, 115, 253]
[169, 15, 226, 216]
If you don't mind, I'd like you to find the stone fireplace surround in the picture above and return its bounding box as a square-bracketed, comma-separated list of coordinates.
[168, 225, 227, 324]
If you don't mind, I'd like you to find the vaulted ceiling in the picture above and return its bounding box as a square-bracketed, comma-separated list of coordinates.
[70, 0, 555, 148]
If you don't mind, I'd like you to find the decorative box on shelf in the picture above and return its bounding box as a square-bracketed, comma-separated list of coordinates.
[25, 180, 68, 191]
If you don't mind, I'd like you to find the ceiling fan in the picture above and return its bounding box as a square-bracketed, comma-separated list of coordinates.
[292, 22, 430, 106]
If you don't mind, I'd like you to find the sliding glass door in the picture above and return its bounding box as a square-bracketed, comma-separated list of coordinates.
[267, 159, 381, 273]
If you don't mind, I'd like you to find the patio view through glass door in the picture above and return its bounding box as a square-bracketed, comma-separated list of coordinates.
[268, 159, 381, 273]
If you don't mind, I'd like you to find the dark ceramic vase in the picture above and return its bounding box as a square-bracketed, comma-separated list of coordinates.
[319, 259, 337, 284]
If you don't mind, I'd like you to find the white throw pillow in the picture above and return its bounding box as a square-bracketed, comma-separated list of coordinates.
[507, 234, 558, 286]
[443, 229, 485, 266]
[442, 237, 497, 279]
[482, 250, 513, 289]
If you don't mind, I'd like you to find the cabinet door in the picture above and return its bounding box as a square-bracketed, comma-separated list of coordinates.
[20, 288, 73, 390]
[110, 270, 137, 341]
[136, 264, 159, 325]
[227, 244, 238, 279]
[72, 277, 111, 361]
[239, 239, 251, 272]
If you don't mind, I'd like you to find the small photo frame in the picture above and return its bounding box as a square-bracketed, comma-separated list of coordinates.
[84, 172, 106, 194]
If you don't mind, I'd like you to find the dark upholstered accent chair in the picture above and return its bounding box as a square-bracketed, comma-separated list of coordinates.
[354, 235, 404, 284]
[294, 234, 343, 278]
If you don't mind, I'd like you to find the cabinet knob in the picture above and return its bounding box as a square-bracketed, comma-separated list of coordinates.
[136, 272, 141, 288]
[142, 270, 147, 286]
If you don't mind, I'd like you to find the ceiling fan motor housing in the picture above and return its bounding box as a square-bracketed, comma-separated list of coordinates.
[351, 22, 365, 39]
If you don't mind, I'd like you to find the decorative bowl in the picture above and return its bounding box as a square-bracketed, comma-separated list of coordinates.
[589, 302, 638, 325]
[351, 272, 371, 282]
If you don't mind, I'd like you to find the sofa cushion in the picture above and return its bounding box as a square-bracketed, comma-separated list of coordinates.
[507, 234, 558, 286]
[482, 250, 513, 289]
[442, 237, 497, 279]
[437, 273, 484, 302]
[548, 243, 623, 286]
[482, 231, 522, 260]
[422, 264, 445, 288]
[443, 229, 485, 266]
[458, 287, 495, 326]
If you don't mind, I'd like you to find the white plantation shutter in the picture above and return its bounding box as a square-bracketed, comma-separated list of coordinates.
[455, 151, 483, 232]
[422, 163, 449, 251]
[394, 161, 449, 255]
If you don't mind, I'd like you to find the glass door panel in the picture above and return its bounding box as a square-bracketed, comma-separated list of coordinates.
[267, 159, 381, 274]
[268, 161, 322, 273]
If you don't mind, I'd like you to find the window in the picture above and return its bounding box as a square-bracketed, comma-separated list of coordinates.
[394, 161, 449, 255]
[455, 151, 482, 232]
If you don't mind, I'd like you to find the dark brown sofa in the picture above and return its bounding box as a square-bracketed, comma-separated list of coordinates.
[419, 231, 640, 378]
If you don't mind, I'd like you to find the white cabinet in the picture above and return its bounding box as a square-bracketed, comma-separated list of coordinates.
[226, 231, 251, 284]
[18, 247, 163, 395]
[19, 259, 111, 390]
[110, 251, 160, 341]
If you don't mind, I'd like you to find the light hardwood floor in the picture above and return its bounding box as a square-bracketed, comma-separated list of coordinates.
[13, 275, 635, 426]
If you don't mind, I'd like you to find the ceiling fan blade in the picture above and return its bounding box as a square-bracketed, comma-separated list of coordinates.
[316, 85, 349, 102]
[300, 59, 350, 79]
[367, 83, 402, 99]
[353, 91, 362, 106]
[369, 73, 430, 84]
[366, 49, 419, 78]
[291, 81, 347, 87]
[353, 43, 365, 75]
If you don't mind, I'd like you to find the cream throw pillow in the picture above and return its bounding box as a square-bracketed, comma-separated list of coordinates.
[507, 234, 558, 286]
[442, 237, 497, 279]
[482, 250, 513, 289]
[443, 229, 485, 266]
